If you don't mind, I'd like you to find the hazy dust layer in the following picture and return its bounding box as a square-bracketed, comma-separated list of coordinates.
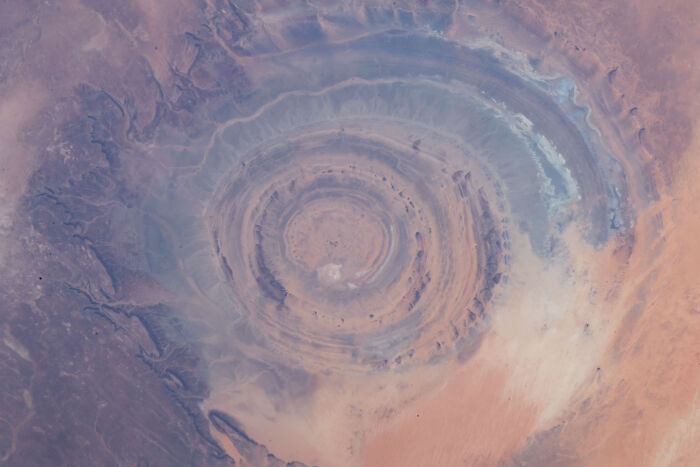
[0, 0, 697, 466]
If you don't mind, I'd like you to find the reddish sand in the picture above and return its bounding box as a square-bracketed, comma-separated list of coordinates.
[364, 364, 539, 465]
[1, 0, 697, 465]
[360, 1, 700, 465]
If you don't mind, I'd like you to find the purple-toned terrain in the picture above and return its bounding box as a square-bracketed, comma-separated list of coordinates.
[1, 1, 698, 465]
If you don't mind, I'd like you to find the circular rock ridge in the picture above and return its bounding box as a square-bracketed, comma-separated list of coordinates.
[210, 126, 504, 371]
[194, 31, 627, 374]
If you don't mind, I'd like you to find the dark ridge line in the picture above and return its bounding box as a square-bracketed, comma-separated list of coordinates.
[253, 225, 288, 304]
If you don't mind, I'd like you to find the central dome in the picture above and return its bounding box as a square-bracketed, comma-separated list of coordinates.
[283, 192, 392, 289]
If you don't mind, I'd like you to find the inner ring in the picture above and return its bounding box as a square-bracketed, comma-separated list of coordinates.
[281, 194, 392, 291]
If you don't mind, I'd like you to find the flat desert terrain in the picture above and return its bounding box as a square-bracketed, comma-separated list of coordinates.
[0, 0, 698, 466]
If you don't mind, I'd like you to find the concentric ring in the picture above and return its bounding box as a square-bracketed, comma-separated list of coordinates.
[194, 32, 626, 376]
[210, 124, 504, 371]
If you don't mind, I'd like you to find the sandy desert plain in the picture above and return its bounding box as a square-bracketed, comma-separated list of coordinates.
[0, 0, 699, 466]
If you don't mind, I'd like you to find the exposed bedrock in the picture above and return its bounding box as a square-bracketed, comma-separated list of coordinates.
[209, 130, 502, 371]
[154, 31, 628, 375]
[0, 2, 648, 465]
